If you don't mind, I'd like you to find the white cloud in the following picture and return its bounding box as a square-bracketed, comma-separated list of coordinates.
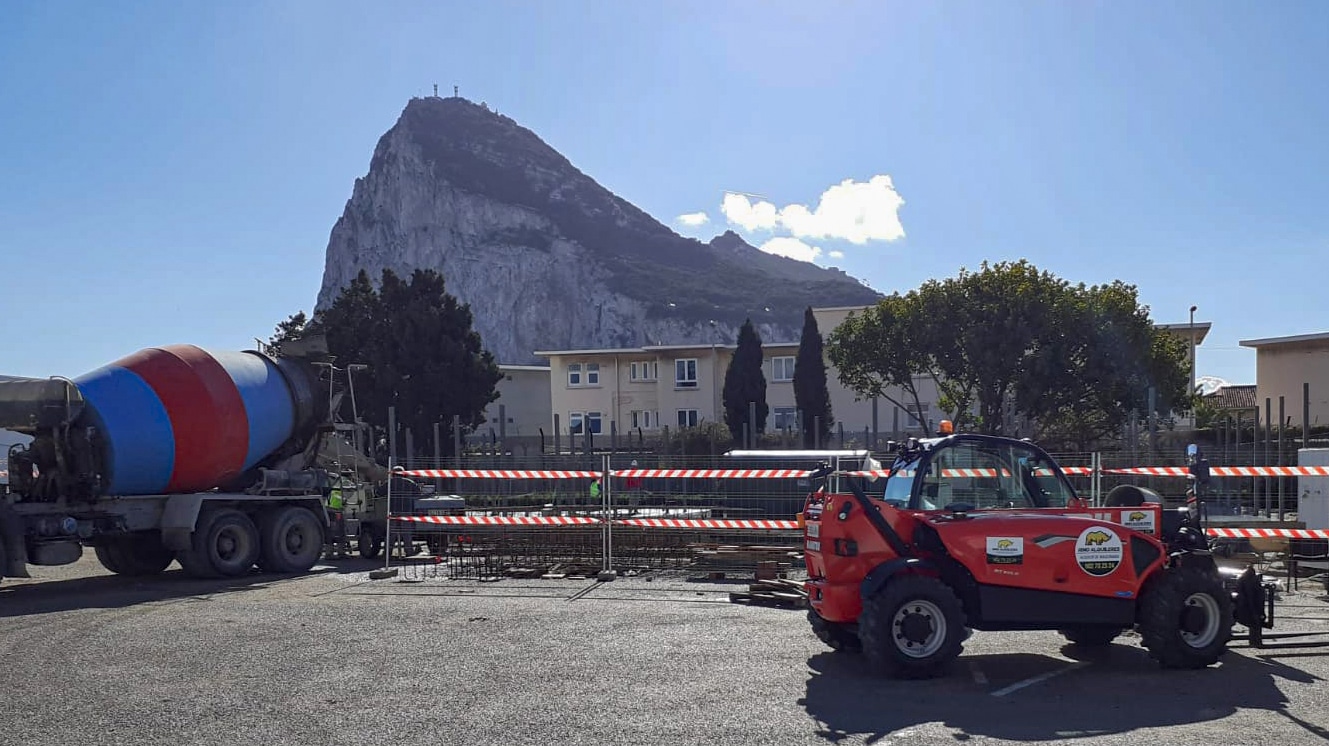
[720, 175, 906, 245]
[677, 211, 709, 227]
[759, 237, 822, 263]
[828, 250, 845, 259]
[721, 193, 779, 232]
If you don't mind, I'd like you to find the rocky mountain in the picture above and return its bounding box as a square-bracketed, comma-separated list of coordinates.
[316, 96, 883, 364]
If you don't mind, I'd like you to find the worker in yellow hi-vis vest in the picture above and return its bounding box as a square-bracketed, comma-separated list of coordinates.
[589, 477, 601, 507]
[324, 477, 350, 559]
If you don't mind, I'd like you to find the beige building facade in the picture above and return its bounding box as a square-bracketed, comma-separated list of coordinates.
[477, 365, 554, 441]
[533, 342, 803, 437]
[1239, 332, 1329, 427]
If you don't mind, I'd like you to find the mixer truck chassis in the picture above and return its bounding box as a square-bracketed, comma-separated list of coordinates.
[1, 342, 351, 583]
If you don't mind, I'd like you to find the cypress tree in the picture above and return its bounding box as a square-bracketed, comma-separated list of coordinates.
[794, 307, 833, 447]
[722, 318, 769, 443]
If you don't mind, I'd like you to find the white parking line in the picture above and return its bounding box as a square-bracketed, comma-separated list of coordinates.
[990, 661, 1090, 697]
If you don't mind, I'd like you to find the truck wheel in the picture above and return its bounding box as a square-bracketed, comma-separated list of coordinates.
[177, 509, 261, 579]
[95, 535, 175, 576]
[257, 506, 324, 574]
[1058, 626, 1125, 647]
[1137, 564, 1233, 669]
[808, 609, 861, 652]
[859, 574, 967, 679]
[358, 531, 383, 559]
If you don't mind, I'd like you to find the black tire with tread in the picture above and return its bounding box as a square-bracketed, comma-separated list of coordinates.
[858, 574, 967, 679]
[808, 609, 861, 652]
[1137, 563, 1233, 669]
[358, 531, 383, 559]
[177, 509, 261, 579]
[257, 506, 324, 574]
[1059, 626, 1125, 647]
[95, 535, 175, 576]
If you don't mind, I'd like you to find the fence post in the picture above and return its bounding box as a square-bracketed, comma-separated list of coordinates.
[385, 405, 396, 570]
[1279, 395, 1286, 522]
[602, 452, 613, 573]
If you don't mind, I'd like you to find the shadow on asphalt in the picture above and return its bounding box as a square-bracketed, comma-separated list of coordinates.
[801, 640, 1329, 742]
[0, 557, 385, 618]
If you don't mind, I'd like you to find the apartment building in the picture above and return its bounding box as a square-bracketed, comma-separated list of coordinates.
[531, 307, 1216, 441]
[1239, 332, 1329, 427]
[532, 342, 802, 436]
[476, 364, 553, 441]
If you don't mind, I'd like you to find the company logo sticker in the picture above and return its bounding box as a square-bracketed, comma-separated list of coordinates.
[1121, 509, 1156, 533]
[1075, 526, 1123, 576]
[986, 536, 1024, 565]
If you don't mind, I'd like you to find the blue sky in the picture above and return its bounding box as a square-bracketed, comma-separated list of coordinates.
[2, 1, 1326, 385]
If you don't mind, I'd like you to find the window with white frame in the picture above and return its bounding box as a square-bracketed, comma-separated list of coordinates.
[630, 361, 658, 382]
[772, 356, 795, 382]
[904, 403, 931, 431]
[677, 409, 699, 428]
[569, 411, 584, 434]
[675, 358, 698, 389]
[631, 410, 654, 429]
[586, 363, 600, 385]
[567, 363, 582, 387]
[586, 411, 603, 434]
[773, 406, 798, 430]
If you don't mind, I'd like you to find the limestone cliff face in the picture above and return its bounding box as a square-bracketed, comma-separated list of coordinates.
[317, 97, 882, 364]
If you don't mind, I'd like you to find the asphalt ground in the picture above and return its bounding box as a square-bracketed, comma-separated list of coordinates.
[3, 556, 1329, 746]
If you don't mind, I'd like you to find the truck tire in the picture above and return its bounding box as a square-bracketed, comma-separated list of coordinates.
[257, 506, 324, 574]
[358, 531, 383, 559]
[1137, 563, 1233, 669]
[808, 609, 861, 652]
[1058, 626, 1125, 647]
[95, 535, 176, 576]
[859, 574, 967, 679]
[177, 508, 261, 579]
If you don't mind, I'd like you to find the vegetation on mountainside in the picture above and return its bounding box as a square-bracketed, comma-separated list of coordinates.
[828, 260, 1194, 449]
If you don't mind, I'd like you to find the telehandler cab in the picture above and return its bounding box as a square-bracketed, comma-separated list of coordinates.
[802, 428, 1271, 679]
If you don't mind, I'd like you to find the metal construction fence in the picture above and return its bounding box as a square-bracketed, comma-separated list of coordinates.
[374, 448, 1329, 582]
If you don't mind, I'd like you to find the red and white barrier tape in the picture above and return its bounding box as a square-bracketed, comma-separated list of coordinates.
[400, 469, 602, 479]
[1105, 466, 1329, 477]
[392, 515, 600, 526]
[1205, 527, 1329, 539]
[614, 518, 801, 530]
[610, 468, 811, 479]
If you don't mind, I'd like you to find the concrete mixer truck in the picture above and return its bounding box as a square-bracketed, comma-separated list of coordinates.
[0, 341, 357, 583]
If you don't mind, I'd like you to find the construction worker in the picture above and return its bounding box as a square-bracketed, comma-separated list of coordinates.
[324, 477, 350, 559]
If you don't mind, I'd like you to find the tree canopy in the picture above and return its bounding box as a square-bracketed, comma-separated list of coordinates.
[827, 260, 1193, 448]
[793, 307, 833, 447]
[269, 268, 502, 458]
[722, 318, 769, 443]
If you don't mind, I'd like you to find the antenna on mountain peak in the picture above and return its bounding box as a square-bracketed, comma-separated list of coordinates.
[433, 83, 438, 97]
[454, 85, 459, 98]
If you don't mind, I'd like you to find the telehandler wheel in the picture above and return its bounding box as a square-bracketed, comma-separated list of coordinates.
[859, 574, 967, 679]
[257, 506, 325, 574]
[1137, 564, 1233, 669]
[177, 509, 262, 579]
[808, 609, 861, 652]
[95, 535, 176, 576]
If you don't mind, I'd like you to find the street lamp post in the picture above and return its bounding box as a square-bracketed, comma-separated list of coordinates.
[1196, 305, 1206, 428]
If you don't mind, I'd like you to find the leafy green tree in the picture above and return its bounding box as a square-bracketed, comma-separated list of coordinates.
[827, 260, 1192, 446]
[828, 295, 937, 435]
[270, 267, 502, 458]
[266, 311, 310, 354]
[722, 318, 769, 443]
[793, 307, 834, 447]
